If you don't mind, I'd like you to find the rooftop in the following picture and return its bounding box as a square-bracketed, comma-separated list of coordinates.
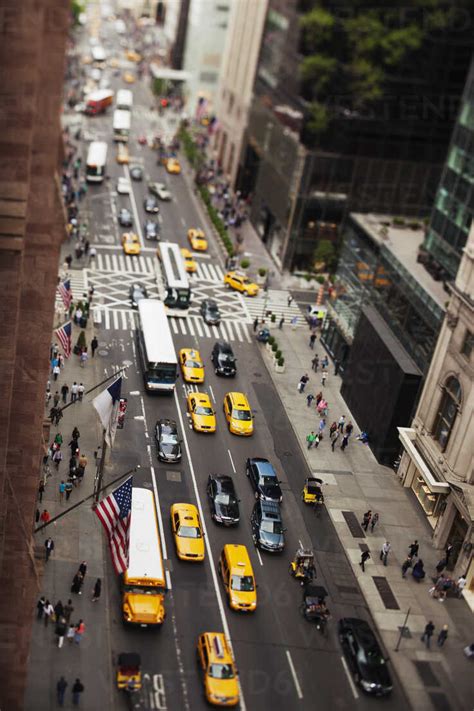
[351, 213, 448, 310]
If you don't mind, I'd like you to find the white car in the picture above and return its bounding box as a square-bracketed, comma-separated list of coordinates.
[117, 177, 131, 195]
[148, 181, 171, 201]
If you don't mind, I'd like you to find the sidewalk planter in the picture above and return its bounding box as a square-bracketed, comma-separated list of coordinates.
[275, 357, 285, 374]
[267, 336, 275, 352]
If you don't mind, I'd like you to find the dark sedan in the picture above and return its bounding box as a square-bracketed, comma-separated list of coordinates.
[118, 208, 133, 227]
[154, 419, 182, 463]
[144, 197, 159, 214]
[200, 299, 221, 326]
[246, 457, 282, 503]
[211, 341, 236, 377]
[338, 618, 393, 696]
[130, 165, 143, 181]
[207, 474, 240, 525]
[144, 220, 160, 241]
[129, 282, 148, 309]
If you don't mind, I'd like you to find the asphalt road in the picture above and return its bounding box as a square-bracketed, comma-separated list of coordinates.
[74, 17, 408, 711]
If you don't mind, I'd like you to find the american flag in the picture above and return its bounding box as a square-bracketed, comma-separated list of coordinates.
[58, 279, 72, 309]
[95, 477, 133, 574]
[55, 321, 72, 358]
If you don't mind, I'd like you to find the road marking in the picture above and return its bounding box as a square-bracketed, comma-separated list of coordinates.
[209, 384, 216, 403]
[286, 650, 303, 700]
[227, 448, 236, 473]
[340, 655, 359, 699]
[256, 548, 263, 567]
[173, 390, 247, 711]
[180, 216, 186, 227]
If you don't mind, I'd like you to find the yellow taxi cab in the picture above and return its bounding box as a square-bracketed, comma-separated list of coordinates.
[179, 348, 204, 383]
[187, 228, 208, 252]
[187, 392, 216, 433]
[197, 632, 240, 707]
[166, 157, 181, 174]
[218, 544, 257, 612]
[223, 392, 253, 436]
[170, 503, 205, 562]
[223, 271, 259, 297]
[122, 232, 141, 255]
[181, 248, 197, 273]
[116, 143, 130, 164]
[123, 71, 135, 84]
[125, 49, 142, 62]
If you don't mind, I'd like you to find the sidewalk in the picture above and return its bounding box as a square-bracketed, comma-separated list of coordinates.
[255, 319, 473, 710]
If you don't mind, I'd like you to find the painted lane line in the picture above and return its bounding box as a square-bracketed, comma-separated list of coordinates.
[173, 390, 247, 711]
[227, 448, 236, 474]
[340, 655, 359, 699]
[255, 547, 264, 567]
[124, 164, 145, 249]
[286, 650, 303, 700]
[209, 384, 216, 404]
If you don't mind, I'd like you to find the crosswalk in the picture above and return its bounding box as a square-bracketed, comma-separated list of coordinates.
[93, 253, 156, 274]
[244, 289, 304, 326]
[55, 271, 87, 309]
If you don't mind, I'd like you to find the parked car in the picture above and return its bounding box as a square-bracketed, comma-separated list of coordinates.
[154, 419, 182, 462]
[211, 341, 236, 377]
[207, 474, 240, 525]
[246, 457, 282, 502]
[118, 208, 133, 227]
[338, 618, 393, 696]
[251, 500, 285, 552]
[200, 299, 221, 326]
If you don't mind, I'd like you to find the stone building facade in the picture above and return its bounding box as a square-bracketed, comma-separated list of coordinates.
[0, 2, 69, 708]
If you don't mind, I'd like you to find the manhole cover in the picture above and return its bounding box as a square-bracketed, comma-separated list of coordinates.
[166, 470, 182, 483]
[98, 349, 109, 357]
[142, 481, 153, 489]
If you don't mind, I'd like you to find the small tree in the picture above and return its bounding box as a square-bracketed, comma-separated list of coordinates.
[76, 330, 87, 351]
[240, 258, 250, 269]
[313, 240, 336, 272]
[258, 267, 267, 277]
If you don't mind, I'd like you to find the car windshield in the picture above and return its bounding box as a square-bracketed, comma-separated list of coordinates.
[185, 360, 201, 368]
[231, 575, 254, 592]
[195, 406, 213, 416]
[261, 520, 283, 534]
[161, 433, 178, 444]
[178, 525, 201, 538]
[209, 664, 235, 680]
[260, 475, 278, 486]
[206, 304, 219, 313]
[215, 493, 235, 505]
[232, 409, 251, 421]
[357, 647, 385, 667]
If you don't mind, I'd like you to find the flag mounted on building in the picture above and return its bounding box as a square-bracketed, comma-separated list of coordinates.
[58, 279, 72, 310]
[94, 476, 133, 574]
[55, 321, 72, 358]
[92, 376, 122, 448]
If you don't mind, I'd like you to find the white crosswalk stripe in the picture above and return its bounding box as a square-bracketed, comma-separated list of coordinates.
[243, 289, 304, 326]
[55, 271, 86, 307]
[95, 253, 155, 274]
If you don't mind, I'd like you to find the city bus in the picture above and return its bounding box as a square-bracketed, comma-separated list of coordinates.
[116, 89, 133, 111]
[136, 299, 178, 392]
[122, 487, 167, 626]
[157, 242, 192, 316]
[85, 141, 107, 183]
[113, 109, 131, 142]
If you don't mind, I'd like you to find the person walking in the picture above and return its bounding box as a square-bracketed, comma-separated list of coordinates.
[65, 480, 73, 501]
[53, 363, 61, 381]
[359, 550, 371, 572]
[401, 556, 413, 578]
[91, 335, 98, 357]
[56, 616, 68, 648]
[40, 509, 51, 526]
[329, 421, 337, 437]
[53, 391, 60, 408]
[456, 575, 467, 598]
[313, 433, 321, 449]
[412, 559, 425, 582]
[309, 333, 316, 349]
[37, 596, 46, 620]
[421, 621, 435, 649]
[306, 393, 315, 408]
[315, 391, 323, 406]
[338, 415, 346, 432]
[341, 433, 349, 451]
[54, 600, 64, 619]
[80, 349, 88, 367]
[306, 431, 317, 450]
[77, 383, 85, 402]
[54, 432, 63, 446]
[361, 511, 372, 532]
[380, 541, 391, 566]
[437, 624, 449, 647]
[64, 599, 74, 624]
[67, 624, 75, 644]
[72, 679, 84, 706]
[318, 418, 326, 435]
[345, 421, 354, 437]
[370, 512, 379, 532]
[321, 370, 328, 386]
[52, 448, 63, 470]
[74, 619, 85, 645]
[331, 430, 340, 451]
[78, 453, 88, 473]
[71, 571, 83, 595]
[78, 560, 87, 578]
[44, 537, 55, 562]
[71, 426, 80, 441]
[298, 374, 309, 393]
[56, 677, 68, 707]
[445, 542, 454, 567]
[408, 540, 419, 558]
[334, 358, 340, 376]
[279, 316, 285, 329]
[59, 480, 66, 502]
[92, 578, 101, 602]
[253, 317, 259, 332]
[61, 383, 69, 403]
[38, 480, 45, 503]
[434, 558, 447, 576]
[43, 599, 54, 627]
[287, 294, 293, 307]
[70, 382, 78, 402]
[311, 355, 319, 372]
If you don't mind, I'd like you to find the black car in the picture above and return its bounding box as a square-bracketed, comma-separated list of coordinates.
[118, 208, 133, 227]
[154, 419, 182, 463]
[130, 165, 143, 181]
[129, 282, 148, 308]
[211, 341, 236, 377]
[338, 618, 393, 696]
[246, 458, 282, 503]
[200, 299, 221, 326]
[207, 474, 240, 525]
[251, 500, 285, 552]
[144, 220, 160, 241]
[144, 197, 159, 214]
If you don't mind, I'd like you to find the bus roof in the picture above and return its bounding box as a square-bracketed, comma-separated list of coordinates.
[160, 242, 190, 290]
[116, 89, 133, 107]
[86, 141, 107, 165]
[113, 109, 131, 130]
[127, 488, 165, 584]
[137, 299, 177, 365]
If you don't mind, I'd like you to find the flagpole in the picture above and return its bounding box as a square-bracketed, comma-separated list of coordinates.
[54, 366, 128, 418]
[94, 429, 108, 503]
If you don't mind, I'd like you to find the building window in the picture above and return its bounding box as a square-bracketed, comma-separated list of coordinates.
[432, 376, 462, 451]
[461, 330, 473, 359]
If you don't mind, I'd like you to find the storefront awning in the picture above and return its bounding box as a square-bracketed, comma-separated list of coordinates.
[398, 427, 450, 493]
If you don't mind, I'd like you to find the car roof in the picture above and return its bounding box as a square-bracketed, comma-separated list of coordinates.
[157, 418, 177, 430]
[249, 457, 275, 474]
[259, 500, 281, 518]
[214, 340, 233, 352]
[192, 392, 211, 405]
[203, 299, 217, 307]
[213, 474, 235, 491]
[174, 503, 199, 522]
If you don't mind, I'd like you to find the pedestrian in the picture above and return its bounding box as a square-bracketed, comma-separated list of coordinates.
[279, 316, 285, 329]
[421, 621, 435, 649]
[54, 432, 63, 446]
[92, 578, 101, 602]
[338, 415, 346, 432]
[315, 391, 323, 406]
[54, 600, 64, 619]
[297, 374, 309, 393]
[361, 511, 372, 531]
[445, 542, 454, 566]
[53, 391, 60, 408]
[67, 624, 75, 644]
[287, 294, 293, 307]
[437, 624, 448, 647]
[57, 676, 68, 706]
[72, 679, 84, 706]
[80, 349, 88, 367]
[59, 480, 66, 502]
[78, 560, 87, 578]
[331, 431, 340, 451]
[435, 558, 447, 576]
[456, 575, 467, 598]
[44, 537, 55, 562]
[321, 370, 328, 386]
[77, 383, 85, 402]
[321, 355, 329, 369]
[313, 433, 320, 449]
[334, 358, 340, 375]
[253, 317, 259, 332]
[412, 558, 425, 582]
[345, 421, 354, 437]
[401, 556, 413, 578]
[53, 363, 61, 381]
[89, 246, 97, 263]
[76, 465, 84, 485]
[380, 541, 391, 566]
[71, 571, 83, 594]
[341, 433, 349, 451]
[52, 448, 63, 469]
[359, 550, 370, 572]
[311, 355, 319, 372]
[306, 393, 315, 407]
[65, 480, 73, 500]
[61, 383, 69, 403]
[309, 333, 316, 349]
[37, 596, 46, 620]
[329, 421, 337, 437]
[318, 418, 326, 434]
[69, 438, 79, 457]
[306, 431, 317, 449]
[64, 599, 74, 623]
[56, 616, 67, 648]
[35, 508, 40, 524]
[78, 453, 87, 473]
[74, 619, 85, 644]
[408, 540, 419, 558]
[38, 480, 45, 502]
[40, 509, 51, 526]
[70, 382, 78, 402]
[91, 335, 98, 357]
[43, 599, 54, 627]
[370, 512, 379, 532]
[72, 426, 80, 441]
